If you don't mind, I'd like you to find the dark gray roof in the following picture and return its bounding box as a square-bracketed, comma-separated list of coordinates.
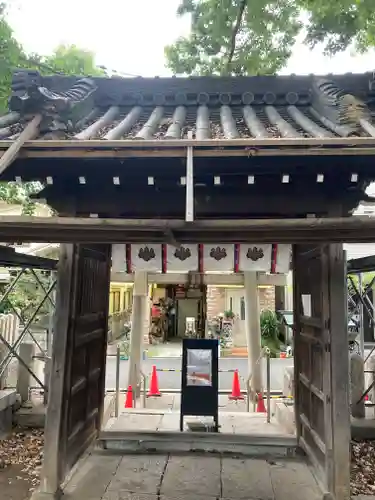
[1, 70, 375, 142]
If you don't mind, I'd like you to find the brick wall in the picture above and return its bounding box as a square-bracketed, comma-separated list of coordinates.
[259, 287, 275, 311]
[206, 285, 276, 320]
[206, 286, 226, 319]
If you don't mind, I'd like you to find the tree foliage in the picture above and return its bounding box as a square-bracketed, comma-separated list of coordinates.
[166, 0, 375, 75]
[43, 44, 105, 77]
[0, 269, 52, 323]
[298, 0, 375, 55]
[165, 0, 301, 75]
[0, 4, 104, 214]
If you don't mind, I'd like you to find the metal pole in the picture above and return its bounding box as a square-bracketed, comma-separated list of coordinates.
[115, 345, 120, 417]
[140, 370, 146, 408]
[0, 280, 56, 376]
[0, 331, 45, 389]
[266, 350, 271, 423]
[30, 269, 56, 308]
[359, 273, 365, 358]
[0, 269, 26, 307]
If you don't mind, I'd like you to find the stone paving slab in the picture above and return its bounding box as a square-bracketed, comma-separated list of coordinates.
[221, 457, 274, 499]
[109, 413, 163, 431]
[63, 453, 122, 500]
[62, 452, 322, 500]
[146, 394, 174, 410]
[107, 455, 168, 495]
[103, 494, 157, 500]
[160, 455, 221, 497]
[270, 460, 321, 500]
[107, 410, 288, 436]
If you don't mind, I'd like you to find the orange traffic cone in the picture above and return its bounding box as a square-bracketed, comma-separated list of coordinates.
[124, 385, 133, 408]
[147, 365, 161, 397]
[256, 392, 267, 413]
[229, 370, 244, 400]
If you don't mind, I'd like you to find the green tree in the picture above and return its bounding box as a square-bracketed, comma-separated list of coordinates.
[297, 0, 375, 55]
[165, 0, 301, 75]
[44, 44, 106, 77]
[0, 2, 25, 114]
[0, 6, 104, 214]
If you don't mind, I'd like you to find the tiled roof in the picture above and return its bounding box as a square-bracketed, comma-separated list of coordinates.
[1, 70, 375, 142]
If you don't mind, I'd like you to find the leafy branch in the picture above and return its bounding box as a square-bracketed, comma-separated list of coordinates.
[0, 5, 105, 214]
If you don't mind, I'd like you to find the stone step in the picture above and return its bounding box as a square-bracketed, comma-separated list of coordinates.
[98, 428, 298, 457]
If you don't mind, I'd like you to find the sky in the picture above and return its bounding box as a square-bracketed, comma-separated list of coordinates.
[6, 0, 375, 78]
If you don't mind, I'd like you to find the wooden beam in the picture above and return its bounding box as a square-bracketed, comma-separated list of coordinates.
[110, 271, 288, 287]
[0, 136, 374, 148]
[10, 147, 375, 159]
[0, 136, 374, 161]
[43, 190, 360, 219]
[0, 115, 42, 174]
[0, 215, 374, 243]
[328, 244, 351, 499]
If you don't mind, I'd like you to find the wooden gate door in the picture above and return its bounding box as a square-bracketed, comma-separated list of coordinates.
[41, 243, 111, 496]
[293, 244, 350, 500]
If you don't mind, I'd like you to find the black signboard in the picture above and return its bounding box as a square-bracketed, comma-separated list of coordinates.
[180, 338, 219, 432]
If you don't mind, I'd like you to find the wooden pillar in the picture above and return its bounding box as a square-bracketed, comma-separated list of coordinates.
[128, 271, 148, 399]
[244, 271, 262, 393]
[38, 244, 75, 498]
[36, 243, 111, 499]
[328, 243, 350, 499]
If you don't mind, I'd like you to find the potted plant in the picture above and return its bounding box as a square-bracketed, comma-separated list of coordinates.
[223, 310, 235, 320]
[260, 309, 281, 358]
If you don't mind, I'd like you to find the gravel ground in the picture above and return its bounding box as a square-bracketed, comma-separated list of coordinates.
[352, 440, 375, 496]
[0, 429, 44, 500]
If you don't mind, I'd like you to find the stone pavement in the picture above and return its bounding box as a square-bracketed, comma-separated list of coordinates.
[63, 452, 322, 500]
[106, 393, 293, 436]
[106, 410, 289, 436]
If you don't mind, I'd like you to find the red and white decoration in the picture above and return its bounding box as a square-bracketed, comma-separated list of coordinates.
[238, 244, 272, 272]
[111, 243, 291, 274]
[166, 244, 199, 272]
[130, 244, 163, 272]
[203, 244, 235, 272]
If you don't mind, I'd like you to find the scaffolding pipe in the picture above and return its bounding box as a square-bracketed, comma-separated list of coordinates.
[30, 269, 56, 308]
[266, 350, 271, 423]
[115, 345, 120, 418]
[358, 273, 365, 358]
[0, 280, 56, 377]
[0, 268, 47, 356]
[0, 331, 45, 389]
[0, 269, 26, 307]
[6, 301, 46, 355]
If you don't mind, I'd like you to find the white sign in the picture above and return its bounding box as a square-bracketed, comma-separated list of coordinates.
[239, 244, 272, 272]
[166, 244, 198, 272]
[130, 244, 162, 272]
[203, 244, 234, 272]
